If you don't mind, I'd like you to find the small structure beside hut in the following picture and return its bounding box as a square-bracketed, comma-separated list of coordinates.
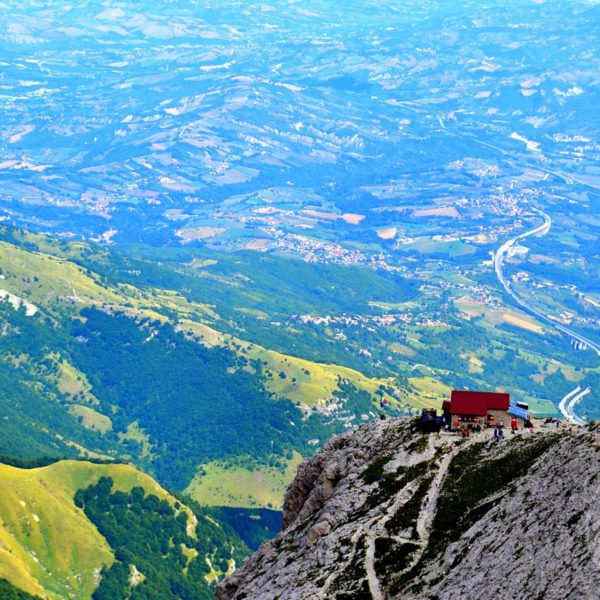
[443, 390, 529, 431]
[416, 408, 444, 433]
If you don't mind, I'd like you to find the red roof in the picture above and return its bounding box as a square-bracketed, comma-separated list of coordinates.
[450, 390, 510, 416]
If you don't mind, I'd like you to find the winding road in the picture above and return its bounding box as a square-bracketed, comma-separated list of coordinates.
[494, 208, 600, 356]
[493, 208, 599, 422]
[558, 386, 590, 426]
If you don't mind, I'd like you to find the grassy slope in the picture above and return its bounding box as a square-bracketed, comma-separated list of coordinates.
[185, 453, 304, 509]
[0, 461, 189, 599]
[179, 320, 401, 409]
[0, 241, 124, 310]
[1, 235, 404, 413]
[67, 405, 113, 433]
[0, 239, 214, 324]
[407, 376, 453, 410]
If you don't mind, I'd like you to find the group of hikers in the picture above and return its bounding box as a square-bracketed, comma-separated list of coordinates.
[416, 407, 547, 441]
[459, 418, 536, 442]
[492, 421, 505, 443]
[458, 422, 501, 439]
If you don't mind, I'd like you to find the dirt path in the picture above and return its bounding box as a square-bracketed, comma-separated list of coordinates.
[362, 436, 451, 599]
[416, 444, 455, 540]
[326, 435, 475, 599]
[363, 476, 427, 600]
[366, 436, 478, 598]
[365, 532, 384, 600]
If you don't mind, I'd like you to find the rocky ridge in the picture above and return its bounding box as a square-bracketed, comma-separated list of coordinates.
[216, 419, 600, 599]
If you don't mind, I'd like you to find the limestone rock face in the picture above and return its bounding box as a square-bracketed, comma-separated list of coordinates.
[216, 419, 600, 600]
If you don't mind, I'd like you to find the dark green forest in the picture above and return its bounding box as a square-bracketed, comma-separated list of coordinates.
[205, 506, 282, 551]
[0, 293, 385, 493]
[71, 308, 347, 489]
[75, 477, 248, 600]
[0, 302, 106, 460]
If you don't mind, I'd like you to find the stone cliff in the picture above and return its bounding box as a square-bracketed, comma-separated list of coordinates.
[216, 419, 600, 599]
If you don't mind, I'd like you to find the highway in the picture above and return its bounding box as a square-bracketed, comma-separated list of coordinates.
[494, 209, 599, 423]
[558, 386, 589, 426]
[494, 208, 600, 356]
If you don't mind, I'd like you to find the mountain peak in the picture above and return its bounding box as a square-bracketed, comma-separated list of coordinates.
[217, 419, 600, 599]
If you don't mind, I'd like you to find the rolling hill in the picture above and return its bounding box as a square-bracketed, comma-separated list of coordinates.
[0, 226, 416, 506]
[1, 224, 597, 511]
[0, 458, 246, 599]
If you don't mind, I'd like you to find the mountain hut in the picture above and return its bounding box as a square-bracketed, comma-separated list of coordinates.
[443, 390, 527, 430]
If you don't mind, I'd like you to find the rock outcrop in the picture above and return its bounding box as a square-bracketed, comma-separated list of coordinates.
[216, 419, 600, 599]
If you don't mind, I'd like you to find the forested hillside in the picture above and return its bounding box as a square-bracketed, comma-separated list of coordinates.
[0, 459, 246, 599]
[76, 476, 247, 600]
[1, 221, 597, 516]
[0, 226, 414, 506]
